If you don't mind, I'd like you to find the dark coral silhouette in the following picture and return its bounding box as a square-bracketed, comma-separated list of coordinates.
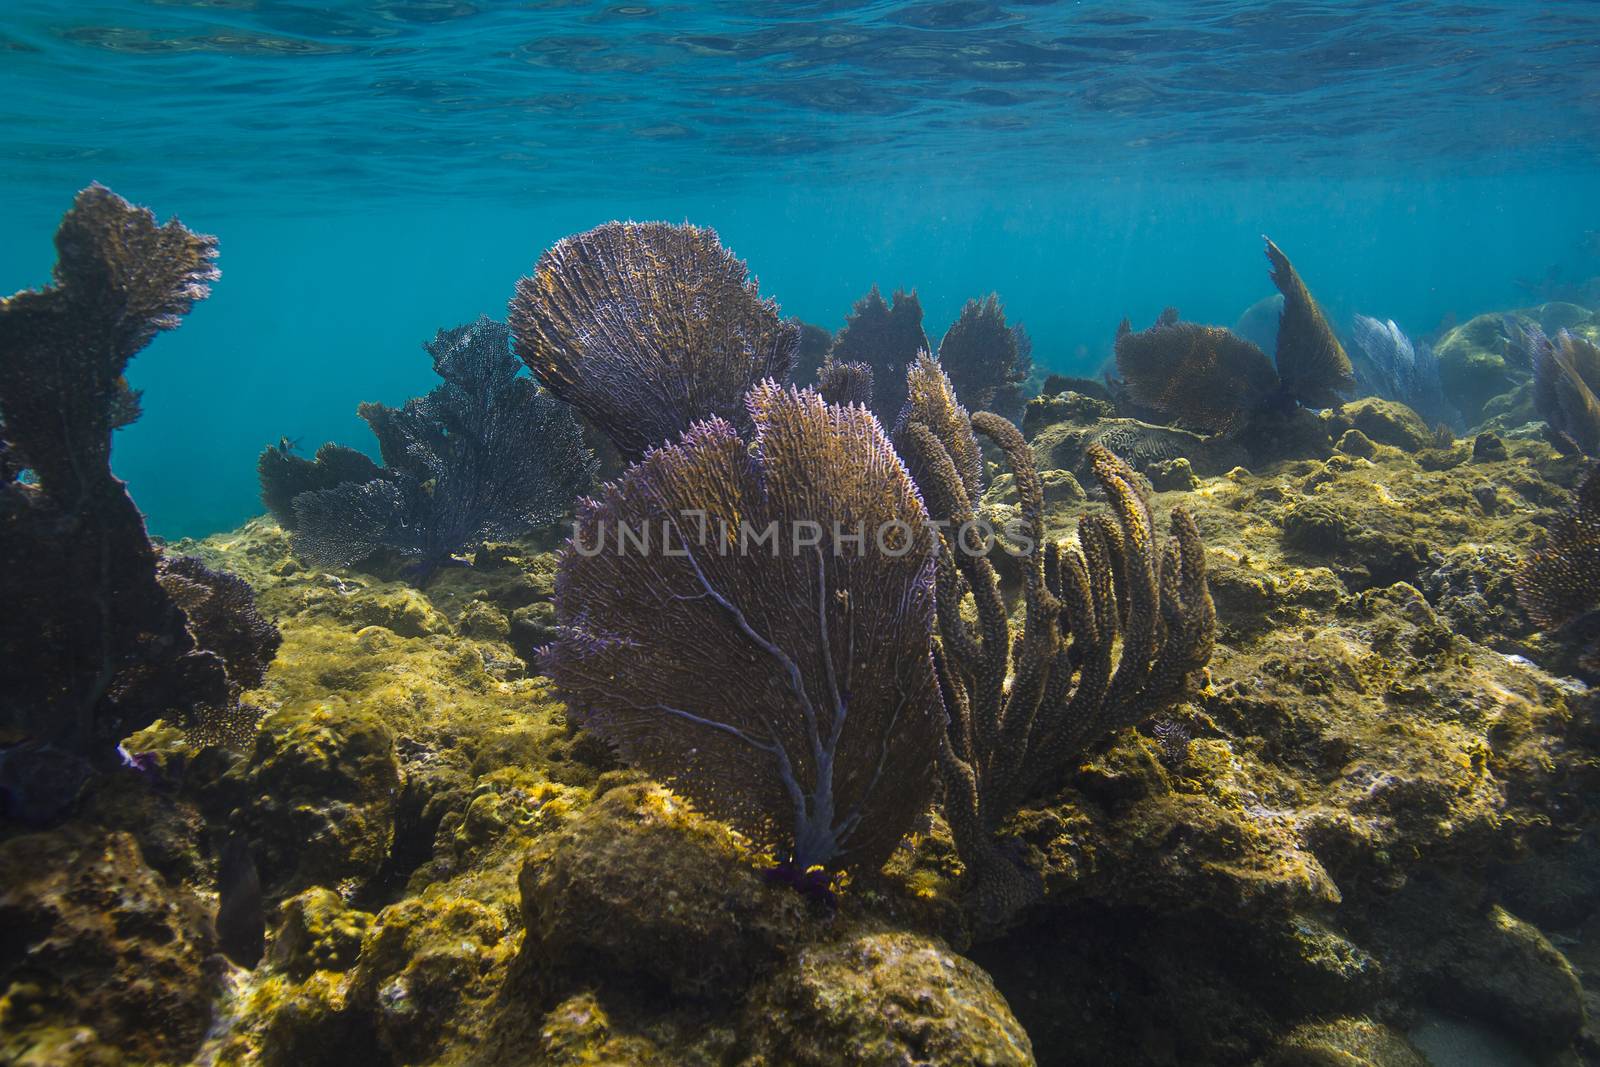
[1517, 464, 1600, 633]
[829, 285, 930, 422]
[788, 321, 834, 388]
[893, 363, 1215, 923]
[543, 382, 943, 873]
[292, 317, 595, 571]
[937, 294, 1031, 421]
[816, 357, 874, 409]
[1114, 241, 1353, 435]
[509, 221, 798, 461]
[257, 442, 383, 530]
[0, 184, 275, 766]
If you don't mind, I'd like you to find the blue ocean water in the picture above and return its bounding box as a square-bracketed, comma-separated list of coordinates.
[2, 1, 1597, 537]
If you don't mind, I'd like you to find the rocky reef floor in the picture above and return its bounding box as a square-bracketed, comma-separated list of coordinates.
[3, 400, 1598, 1067]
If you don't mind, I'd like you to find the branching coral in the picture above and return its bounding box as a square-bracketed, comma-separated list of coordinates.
[1114, 240, 1353, 435]
[937, 294, 1031, 421]
[1350, 315, 1460, 431]
[292, 317, 595, 571]
[893, 357, 1215, 922]
[1532, 329, 1600, 457]
[0, 185, 275, 767]
[542, 382, 944, 873]
[509, 221, 799, 461]
[829, 285, 931, 421]
[258, 443, 383, 530]
[1517, 464, 1600, 632]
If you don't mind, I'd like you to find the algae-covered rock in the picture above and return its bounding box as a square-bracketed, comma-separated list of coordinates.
[519, 783, 810, 1000]
[1329, 396, 1435, 452]
[746, 931, 1034, 1066]
[231, 701, 401, 897]
[1434, 312, 1529, 426]
[1266, 1017, 1429, 1067]
[0, 829, 214, 1065]
[271, 887, 374, 979]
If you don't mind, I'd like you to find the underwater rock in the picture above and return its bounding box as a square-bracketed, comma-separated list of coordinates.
[0, 828, 214, 1064]
[1334, 428, 1378, 459]
[1021, 390, 1116, 437]
[518, 783, 810, 1001]
[1434, 312, 1534, 426]
[510, 221, 798, 461]
[745, 931, 1034, 1067]
[1327, 396, 1434, 452]
[271, 887, 374, 979]
[1265, 1017, 1429, 1067]
[228, 702, 402, 898]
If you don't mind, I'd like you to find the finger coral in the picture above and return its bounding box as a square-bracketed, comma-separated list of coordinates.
[1516, 464, 1600, 632]
[894, 366, 1214, 923]
[829, 285, 931, 421]
[543, 382, 944, 873]
[291, 317, 596, 571]
[509, 221, 799, 461]
[0, 185, 274, 766]
[1532, 329, 1600, 457]
[937, 294, 1031, 421]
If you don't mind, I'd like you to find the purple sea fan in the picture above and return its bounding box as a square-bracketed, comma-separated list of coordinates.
[542, 382, 944, 873]
[509, 221, 799, 461]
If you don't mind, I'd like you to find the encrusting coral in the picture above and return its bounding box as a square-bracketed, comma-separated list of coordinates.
[290, 317, 595, 572]
[937, 293, 1032, 421]
[893, 354, 1216, 922]
[542, 382, 944, 875]
[0, 184, 277, 772]
[828, 284, 931, 421]
[509, 220, 799, 461]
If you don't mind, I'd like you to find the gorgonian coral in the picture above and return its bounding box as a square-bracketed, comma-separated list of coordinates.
[789, 321, 834, 388]
[1350, 315, 1460, 431]
[1532, 329, 1600, 457]
[937, 294, 1031, 421]
[894, 367, 1215, 923]
[0, 185, 276, 765]
[257, 442, 383, 530]
[292, 317, 595, 571]
[1114, 240, 1354, 435]
[543, 383, 944, 873]
[816, 356, 875, 409]
[509, 221, 799, 461]
[829, 285, 931, 421]
[1517, 464, 1600, 633]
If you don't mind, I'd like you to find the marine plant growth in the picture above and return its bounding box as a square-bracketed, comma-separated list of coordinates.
[936, 293, 1032, 423]
[1348, 314, 1460, 431]
[282, 317, 597, 571]
[0, 185, 278, 772]
[1114, 238, 1355, 434]
[827, 284, 931, 422]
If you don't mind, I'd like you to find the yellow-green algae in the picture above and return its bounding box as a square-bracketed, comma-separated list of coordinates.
[2, 395, 1599, 1066]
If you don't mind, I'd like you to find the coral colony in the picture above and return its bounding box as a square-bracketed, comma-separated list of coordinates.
[8, 184, 1600, 1064]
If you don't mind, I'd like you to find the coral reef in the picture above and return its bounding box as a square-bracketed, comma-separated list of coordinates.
[257, 443, 383, 531]
[1532, 328, 1600, 456]
[292, 317, 595, 571]
[509, 221, 798, 460]
[896, 361, 1214, 921]
[815, 355, 875, 408]
[937, 293, 1031, 420]
[828, 284, 931, 421]
[1349, 314, 1460, 431]
[542, 383, 943, 873]
[1265, 238, 1356, 408]
[0, 184, 273, 772]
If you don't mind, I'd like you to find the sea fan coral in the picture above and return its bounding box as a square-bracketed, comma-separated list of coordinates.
[1516, 464, 1600, 631]
[894, 374, 1215, 922]
[789, 321, 834, 387]
[509, 221, 799, 461]
[543, 383, 943, 873]
[1532, 329, 1600, 457]
[0, 185, 272, 763]
[829, 285, 931, 421]
[292, 317, 595, 570]
[816, 357, 875, 409]
[937, 294, 1030, 420]
[257, 443, 383, 530]
[1349, 315, 1460, 431]
[1113, 316, 1279, 433]
[1266, 238, 1355, 407]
